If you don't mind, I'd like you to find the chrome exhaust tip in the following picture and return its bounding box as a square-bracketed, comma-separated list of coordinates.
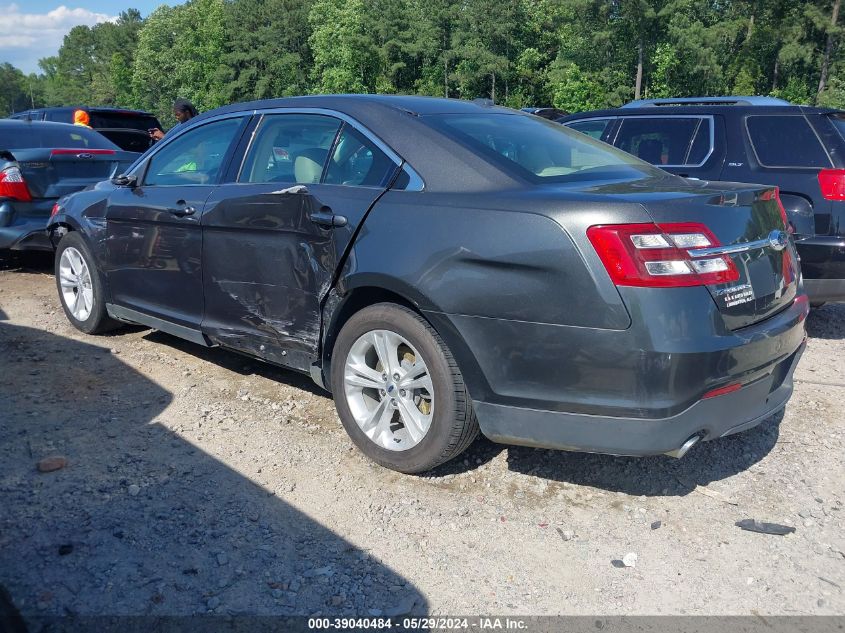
[664, 435, 701, 459]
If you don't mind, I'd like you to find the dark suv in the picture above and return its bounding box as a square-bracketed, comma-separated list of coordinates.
[10, 107, 162, 154]
[560, 96, 845, 304]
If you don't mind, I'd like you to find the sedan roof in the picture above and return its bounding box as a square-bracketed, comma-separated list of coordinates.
[188, 95, 525, 192]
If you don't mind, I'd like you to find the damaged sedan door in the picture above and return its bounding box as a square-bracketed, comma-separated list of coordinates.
[200, 111, 400, 372]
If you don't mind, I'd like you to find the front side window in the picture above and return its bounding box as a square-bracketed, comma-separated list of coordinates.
[239, 114, 341, 184]
[428, 113, 660, 182]
[324, 125, 396, 187]
[145, 117, 244, 186]
[614, 117, 712, 166]
[746, 115, 831, 168]
[565, 118, 613, 140]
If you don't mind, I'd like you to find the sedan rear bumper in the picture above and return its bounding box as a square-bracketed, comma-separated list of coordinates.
[0, 201, 53, 251]
[474, 343, 803, 456]
[434, 287, 809, 458]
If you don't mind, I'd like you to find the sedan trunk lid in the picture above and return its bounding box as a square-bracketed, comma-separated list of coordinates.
[640, 182, 800, 329]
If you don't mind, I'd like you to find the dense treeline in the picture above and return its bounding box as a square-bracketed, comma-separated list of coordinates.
[2, 0, 844, 126]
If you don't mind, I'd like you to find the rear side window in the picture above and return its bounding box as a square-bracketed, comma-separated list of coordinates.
[746, 115, 831, 168]
[613, 117, 712, 166]
[0, 123, 118, 150]
[565, 118, 613, 140]
[44, 111, 73, 123]
[828, 114, 845, 141]
[239, 114, 341, 184]
[324, 125, 396, 187]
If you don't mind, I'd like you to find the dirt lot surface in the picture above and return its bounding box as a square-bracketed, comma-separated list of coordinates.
[1, 252, 844, 621]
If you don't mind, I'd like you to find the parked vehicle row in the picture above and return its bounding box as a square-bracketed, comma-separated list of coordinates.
[42, 95, 808, 473]
[559, 96, 845, 305]
[10, 106, 162, 153]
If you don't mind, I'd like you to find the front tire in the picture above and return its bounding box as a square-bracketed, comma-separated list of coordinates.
[330, 303, 479, 474]
[55, 232, 119, 334]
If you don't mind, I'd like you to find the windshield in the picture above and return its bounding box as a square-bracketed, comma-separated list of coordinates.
[427, 112, 665, 182]
[0, 123, 119, 150]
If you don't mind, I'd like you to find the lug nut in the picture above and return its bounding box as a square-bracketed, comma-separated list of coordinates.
[393, 373, 400, 380]
[379, 389, 386, 396]
[400, 390, 406, 397]
[382, 373, 387, 381]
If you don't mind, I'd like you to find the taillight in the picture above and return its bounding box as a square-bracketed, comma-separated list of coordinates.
[587, 222, 740, 288]
[818, 168, 845, 200]
[0, 166, 33, 202]
[50, 149, 116, 156]
[50, 203, 61, 218]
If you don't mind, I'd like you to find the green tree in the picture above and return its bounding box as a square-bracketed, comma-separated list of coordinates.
[221, 0, 313, 102]
[133, 0, 226, 124]
[309, 0, 380, 93]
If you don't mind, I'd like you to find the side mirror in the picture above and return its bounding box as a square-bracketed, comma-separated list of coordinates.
[112, 173, 137, 187]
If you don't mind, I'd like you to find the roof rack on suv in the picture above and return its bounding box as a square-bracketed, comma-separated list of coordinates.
[621, 96, 792, 108]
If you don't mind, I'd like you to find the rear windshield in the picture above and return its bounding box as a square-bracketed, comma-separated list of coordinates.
[89, 111, 161, 131]
[427, 113, 664, 182]
[0, 124, 119, 150]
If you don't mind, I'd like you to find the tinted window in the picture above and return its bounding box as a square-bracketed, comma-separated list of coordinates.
[44, 111, 72, 123]
[0, 123, 119, 150]
[614, 117, 711, 166]
[747, 115, 831, 167]
[566, 118, 613, 140]
[428, 113, 657, 182]
[828, 114, 845, 142]
[145, 117, 244, 186]
[324, 125, 396, 187]
[240, 114, 340, 184]
[89, 112, 160, 131]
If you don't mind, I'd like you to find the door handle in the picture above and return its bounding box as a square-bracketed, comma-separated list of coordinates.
[271, 184, 309, 195]
[308, 210, 348, 227]
[169, 200, 196, 217]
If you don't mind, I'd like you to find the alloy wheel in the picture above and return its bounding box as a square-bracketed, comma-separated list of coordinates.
[343, 329, 434, 451]
[58, 246, 95, 322]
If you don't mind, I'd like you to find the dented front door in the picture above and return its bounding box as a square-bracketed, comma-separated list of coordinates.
[200, 181, 387, 371]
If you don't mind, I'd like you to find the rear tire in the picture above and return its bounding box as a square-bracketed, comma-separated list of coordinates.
[330, 303, 479, 474]
[55, 232, 119, 335]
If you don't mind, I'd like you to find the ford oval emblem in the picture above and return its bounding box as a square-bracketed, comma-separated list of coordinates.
[77, 153, 94, 160]
[767, 229, 787, 251]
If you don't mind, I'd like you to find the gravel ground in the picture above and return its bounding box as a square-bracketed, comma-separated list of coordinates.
[0, 252, 843, 620]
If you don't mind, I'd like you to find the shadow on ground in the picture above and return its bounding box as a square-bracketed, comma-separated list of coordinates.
[0, 251, 53, 274]
[431, 412, 782, 497]
[0, 321, 426, 628]
[142, 330, 325, 398]
[806, 302, 845, 340]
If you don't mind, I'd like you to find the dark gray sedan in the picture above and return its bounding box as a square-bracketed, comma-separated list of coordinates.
[0, 120, 137, 251]
[48, 96, 808, 473]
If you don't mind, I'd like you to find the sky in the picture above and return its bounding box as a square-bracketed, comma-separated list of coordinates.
[0, 2, 169, 74]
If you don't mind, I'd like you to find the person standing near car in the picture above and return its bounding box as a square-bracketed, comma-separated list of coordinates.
[148, 98, 199, 142]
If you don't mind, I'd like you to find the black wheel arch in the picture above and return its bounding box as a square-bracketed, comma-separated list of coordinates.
[318, 280, 489, 401]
